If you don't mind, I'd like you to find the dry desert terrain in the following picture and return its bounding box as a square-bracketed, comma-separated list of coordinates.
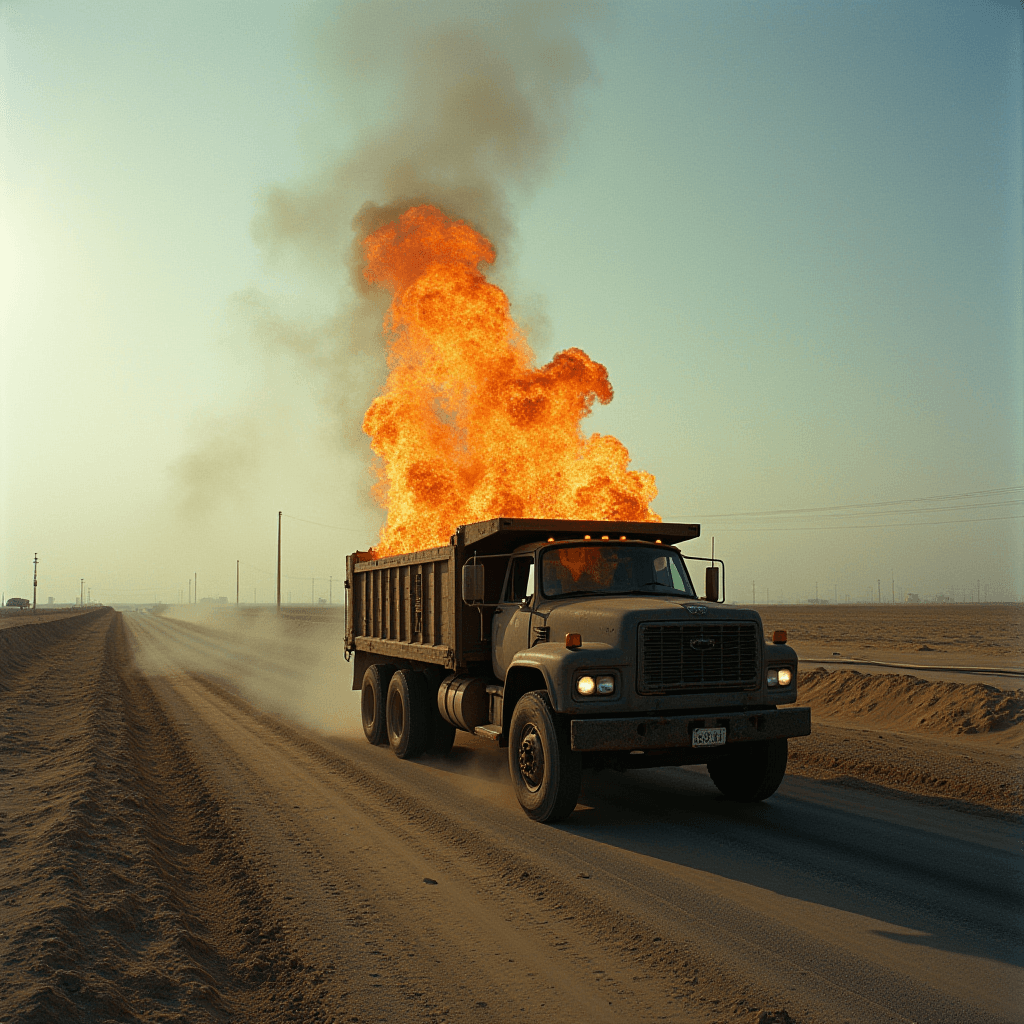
[1, 603, 1020, 1023]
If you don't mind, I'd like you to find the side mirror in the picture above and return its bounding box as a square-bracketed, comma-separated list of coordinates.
[462, 563, 485, 603]
[705, 566, 720, 603]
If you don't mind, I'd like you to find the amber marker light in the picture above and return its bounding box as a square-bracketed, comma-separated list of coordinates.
[584, 534, 591, 540]
[601, 535, 609, 540]
[547, 537, 555, 542]
[773, 630, 788, 644]
[619, 535, 627, 540]
[655, 539, 662, 544]
[565, 633, 582, 649]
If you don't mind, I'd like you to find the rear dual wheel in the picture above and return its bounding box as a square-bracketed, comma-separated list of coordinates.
[385, 669, 456, 759]
[360, 664, 392, 746]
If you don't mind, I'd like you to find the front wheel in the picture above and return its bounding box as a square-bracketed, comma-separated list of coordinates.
[508, 692, 581, 822]
[707, 738, 788, 802]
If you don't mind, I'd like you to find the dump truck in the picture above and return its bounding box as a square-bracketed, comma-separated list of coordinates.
[345, 518, 808, 822]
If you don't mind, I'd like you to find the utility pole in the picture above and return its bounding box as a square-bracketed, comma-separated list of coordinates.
[815, 581, 819, 602]
[81, 579, 84, 607]
[32, 553, 38, 611]
[236, 560, 239, 605]
[877, 579, 881, 603]
[277, 511, 282, 615]
[891, 575, 895, 605]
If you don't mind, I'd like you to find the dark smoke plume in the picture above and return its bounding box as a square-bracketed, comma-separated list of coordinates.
[175, 0, 593, 515]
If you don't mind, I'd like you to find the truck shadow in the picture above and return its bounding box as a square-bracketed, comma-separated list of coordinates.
[559, 764, 1023, 971]
[365, 732, 1022, 971]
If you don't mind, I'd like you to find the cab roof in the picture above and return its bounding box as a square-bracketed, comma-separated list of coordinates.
[455, 517, 699, 556]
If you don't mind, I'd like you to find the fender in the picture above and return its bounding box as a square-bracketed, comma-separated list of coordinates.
[505, 642, 624, 714]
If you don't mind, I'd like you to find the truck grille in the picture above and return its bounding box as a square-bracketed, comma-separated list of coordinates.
[638, 622, 759, 693]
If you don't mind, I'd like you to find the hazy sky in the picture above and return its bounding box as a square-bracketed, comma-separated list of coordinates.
[2, 0, 1022, 607]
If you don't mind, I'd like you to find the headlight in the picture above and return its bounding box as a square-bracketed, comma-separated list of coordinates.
[576, 674, 616, 696]
[767, 667, 794, 687]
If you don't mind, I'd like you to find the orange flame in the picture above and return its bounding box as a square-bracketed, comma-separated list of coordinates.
[362, 205, 659, 556]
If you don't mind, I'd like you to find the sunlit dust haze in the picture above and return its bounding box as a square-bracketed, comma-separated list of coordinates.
[361, 205, 658, 555]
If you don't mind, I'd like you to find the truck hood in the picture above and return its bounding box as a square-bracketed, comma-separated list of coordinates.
[532, 594, 763, 650]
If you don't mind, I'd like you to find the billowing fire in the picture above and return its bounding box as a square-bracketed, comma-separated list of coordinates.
[362, 205, 659, 556]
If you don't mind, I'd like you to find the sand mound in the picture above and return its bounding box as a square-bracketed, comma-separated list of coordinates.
[799, 668, 1024, 744]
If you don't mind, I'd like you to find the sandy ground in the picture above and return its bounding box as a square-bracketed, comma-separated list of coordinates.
[0, 608, 95, 631]
[1, 605, 1021, 1023]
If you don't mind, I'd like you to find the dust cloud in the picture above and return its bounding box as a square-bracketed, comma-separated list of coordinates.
[175, 1, 594, 515]
[133, 607, 361, 735]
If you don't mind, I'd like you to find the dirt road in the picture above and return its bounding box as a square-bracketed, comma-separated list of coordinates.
[2, 609, 1021, 1023]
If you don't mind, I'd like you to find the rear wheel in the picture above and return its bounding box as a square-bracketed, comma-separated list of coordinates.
[508, 692, 581, 822]
[386, 669, 432, 759]
[707, 738, 788, 802]
[360, 664, 393, 745]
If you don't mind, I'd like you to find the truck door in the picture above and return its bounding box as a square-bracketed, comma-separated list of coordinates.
[492, 556, 535, 680]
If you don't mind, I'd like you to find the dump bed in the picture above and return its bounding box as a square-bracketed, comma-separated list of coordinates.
[345, 517, 699, 672]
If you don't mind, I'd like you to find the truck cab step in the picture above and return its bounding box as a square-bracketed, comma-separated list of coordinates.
[474, 724, 502, 741]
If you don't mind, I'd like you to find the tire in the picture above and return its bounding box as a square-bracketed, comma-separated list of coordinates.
[508, 691, 581, 823]
[707, 738, 788, 802]
[386, 669, 432, 759]
[361, 664, 393, 746]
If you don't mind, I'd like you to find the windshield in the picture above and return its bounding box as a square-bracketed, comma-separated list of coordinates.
[540, 544, 696, 598]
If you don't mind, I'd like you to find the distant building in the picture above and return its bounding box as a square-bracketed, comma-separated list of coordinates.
[48, 596, 54, 605]
[905, 593, 921, 603]
[934, 594, 951, 603]
[199, 596, 228, 604]
[6, 597, 30, 609]
[806, 598, 830, 605]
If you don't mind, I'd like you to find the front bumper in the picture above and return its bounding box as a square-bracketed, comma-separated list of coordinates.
[569, 706, 811, 753]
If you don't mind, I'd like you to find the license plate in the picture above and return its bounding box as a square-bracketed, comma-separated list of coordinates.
[692, 726, 727, 748]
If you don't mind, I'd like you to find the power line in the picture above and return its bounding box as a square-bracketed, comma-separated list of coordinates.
[691, 500, 1022, 525]
[238, 559, 334, 583]
[281, 513, 368, 534]
[719, 514, 1023, 533]
[671, 486, 1023, 522]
